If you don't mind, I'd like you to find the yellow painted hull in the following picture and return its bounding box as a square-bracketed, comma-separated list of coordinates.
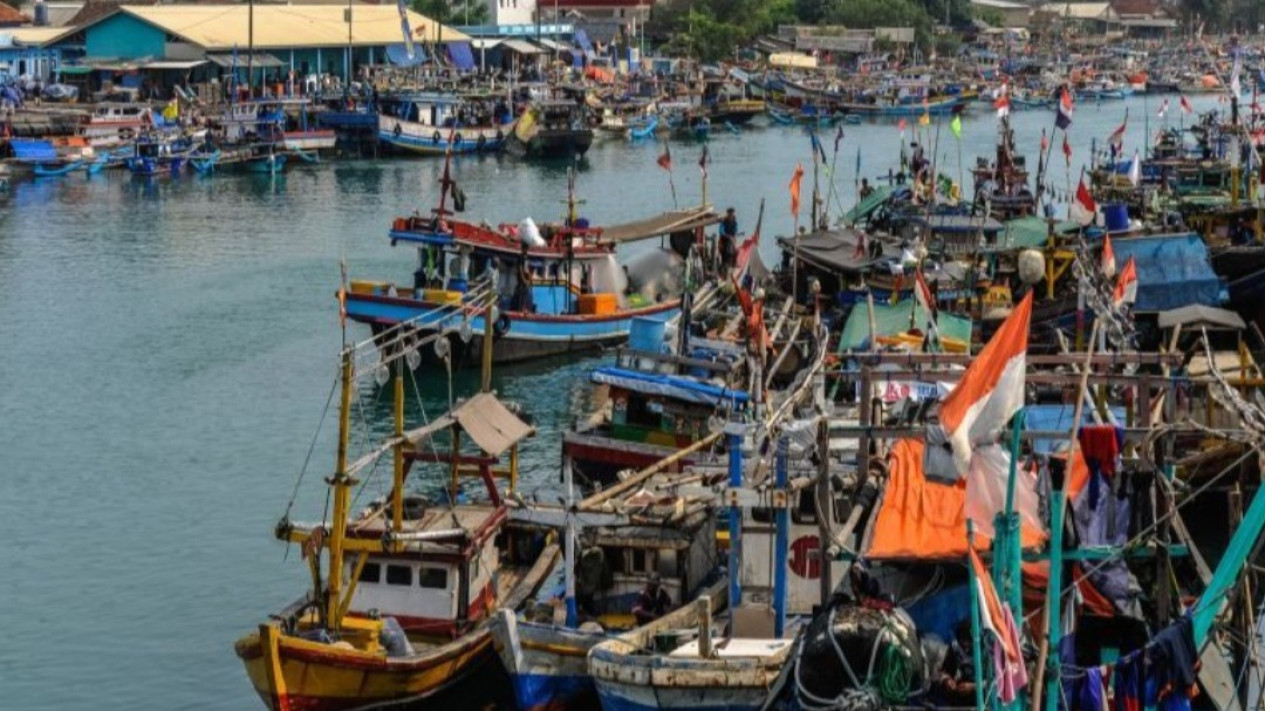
[235, 624, 491, 711]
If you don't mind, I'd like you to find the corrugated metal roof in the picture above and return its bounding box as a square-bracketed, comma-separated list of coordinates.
[8, 25, 77, 46]
[104, 5, 468, 51]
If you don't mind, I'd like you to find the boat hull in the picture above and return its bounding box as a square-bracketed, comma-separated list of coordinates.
[236, 623, 493, 711]
[345, 292, 680, 367]
[379, 117, 507, 156]
[592, 679, 772, 711]
[489, 612, 606, 711]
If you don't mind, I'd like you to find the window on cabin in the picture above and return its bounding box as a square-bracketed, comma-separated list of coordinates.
[359, 562, 381, 584]
[386, 564, 413, 586]
[627, 548, 656, 573]
[419, 567, 448, 589]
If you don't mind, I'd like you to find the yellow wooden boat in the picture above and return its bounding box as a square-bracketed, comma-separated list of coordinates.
[235, 303, 559, 711]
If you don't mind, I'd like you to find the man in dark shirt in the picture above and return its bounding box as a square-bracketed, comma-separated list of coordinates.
[632, 574, 672, 625]
[718, 208, 738, 271]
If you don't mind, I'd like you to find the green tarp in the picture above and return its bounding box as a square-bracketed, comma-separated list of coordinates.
[844, 185, 895, 225]
[57, 66, 94, 75]
[1001, 216, 1079, 249]
[838, 299, 973, 351]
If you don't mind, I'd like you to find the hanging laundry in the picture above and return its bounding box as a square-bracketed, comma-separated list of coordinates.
[1113, 653, 1143, 711]
[1147, 617, 1200, 708]
[1077, 425, 1123, 509]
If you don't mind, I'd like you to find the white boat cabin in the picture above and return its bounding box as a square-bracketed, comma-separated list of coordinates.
[740, 488, 846, 615]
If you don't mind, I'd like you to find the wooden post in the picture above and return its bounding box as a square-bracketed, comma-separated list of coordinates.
[817, 417, 833, 608]
[391, 355, 405, 534]
[481, 289, 495, 393]
[697, 595, 713, 658]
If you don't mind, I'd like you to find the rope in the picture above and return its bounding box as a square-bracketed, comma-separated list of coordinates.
[282, 367, 340, 521]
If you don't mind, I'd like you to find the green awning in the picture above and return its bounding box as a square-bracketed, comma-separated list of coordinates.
[57, 66, 94, 75]
[838, 298, 972, 351]
[844, 185, 895, 225]
[1002, 216, 1079, 249]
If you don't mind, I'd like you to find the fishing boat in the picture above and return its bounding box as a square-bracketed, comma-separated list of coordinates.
[588, 591, 795, 711]
[379, 92, 511, 156]
[234, 318, 559, 711]
[32, 160, 84, 177]
[508, 100, 594, 158]
[344, 157, 713, 367]
[245, 149, 287, 175]
[491, 442, 727, 711]
[80, 102, 151, 147]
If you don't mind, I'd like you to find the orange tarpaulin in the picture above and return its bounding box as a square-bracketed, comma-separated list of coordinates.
[585, 66, 614, 83]
[864, 439, 1047, 560]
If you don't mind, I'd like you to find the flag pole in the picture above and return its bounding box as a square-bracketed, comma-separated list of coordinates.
[823, 130, 842, 222]
[966, 520, 986, 711]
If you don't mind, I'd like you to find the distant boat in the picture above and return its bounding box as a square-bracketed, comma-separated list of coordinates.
[507, 100, 594, 159]
[33, 160, 84, 177]
[245, 151, 286, 175]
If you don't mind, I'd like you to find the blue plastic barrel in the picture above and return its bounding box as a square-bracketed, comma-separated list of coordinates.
[629, 317, 665, 353]
[448, 277, 468, 293]
[1103, 204, 1129, 233]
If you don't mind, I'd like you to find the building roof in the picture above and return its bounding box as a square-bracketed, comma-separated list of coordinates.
[1110, 0, 1161, 15]
[970, 0, 1030, 9]
[68, 0, 154, 27]
[19, 1, 83, 27]
[6, 25, 75, 45]
[0, 3, 29, 24]
[551, 0, 652, 7]
[77, 4, 468, 51]
[1043, 2, 1116, 18]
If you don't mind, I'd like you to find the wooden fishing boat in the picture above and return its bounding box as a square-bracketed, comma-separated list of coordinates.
[344, 158, 715, 368]
[33, 160, 84, 177]
[235, 324, 559, 711]
[379, 92, 510, 156]
[508, 100, 594, 158]
[245, 151, 287, 175]
[492, 453, 725, 711]
[589, 590, 794, 711]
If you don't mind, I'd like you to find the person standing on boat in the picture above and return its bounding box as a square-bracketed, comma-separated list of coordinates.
[632, 574, 672, 625]
[718, 207, 738, 272]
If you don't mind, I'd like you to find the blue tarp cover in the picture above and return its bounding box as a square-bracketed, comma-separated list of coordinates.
[1024, 404, 1126, 454]
[591, 366, 749, 406]
[385, 43, 426, 67]
[447, 41, 475, 71]
[9, 139, 57, 162]
[1112, 233, 1221, 311]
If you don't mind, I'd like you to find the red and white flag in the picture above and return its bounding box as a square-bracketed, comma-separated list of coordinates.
[1062, 134, 1072, 165]
[1069, 176, 1097, 226]
[1180, 95, 1193, 114]
[1101, 233, 1116, 277]
[994, 92, 1011, 119]
[1114, 256, 1138, 306]
[938, 291, 1032, 474]
[1157, 98, 1170, 119]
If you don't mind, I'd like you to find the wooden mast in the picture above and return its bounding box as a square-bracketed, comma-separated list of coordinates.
[325, 348, 357, 629]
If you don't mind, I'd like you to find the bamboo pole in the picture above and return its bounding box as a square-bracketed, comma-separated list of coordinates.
[579, 431, 723, 510]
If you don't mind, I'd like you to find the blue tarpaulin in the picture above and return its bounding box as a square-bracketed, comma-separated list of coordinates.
[385, 43, 426, 66]
[447, 41, 475, 71]
[1113, 233, 1221, 311]
[591, 366, 749, 406]
[1024, 404, 1126, 454]
[9, 139, 57, 162]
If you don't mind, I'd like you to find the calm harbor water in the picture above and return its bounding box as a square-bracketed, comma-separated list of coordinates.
[0, 94, 1218, 710]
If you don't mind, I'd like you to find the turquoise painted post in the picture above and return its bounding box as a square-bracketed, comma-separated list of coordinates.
[1044, 471, 1066, 711]
[967, 520, 986, 711]
[1193, 461, 1265, 644]
[773, 436, 789, 638]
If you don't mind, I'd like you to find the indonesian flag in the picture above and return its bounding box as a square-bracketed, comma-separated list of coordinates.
[1108, 112, 1128, 153]
[994, 87, 1010, 119]
[914, 269, 941, 346]
[1180, 95, 1193, 114]
[1062, 134, 1072, 165]
[1114, 256, 1138, 306]
[1070, 176, 1097, 226]
[1055, 87, 1074, 129]
[1157, 98, 1170, 119]
[898, 118, 908, 133]
[938, 291, 1032, 475]
[657, 142, 672, 171]
[1127, 150, 1142, 187]
[1101, 233, 1116, 277]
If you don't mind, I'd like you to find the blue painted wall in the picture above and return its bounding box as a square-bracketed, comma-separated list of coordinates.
[85, 13, 165, 60]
